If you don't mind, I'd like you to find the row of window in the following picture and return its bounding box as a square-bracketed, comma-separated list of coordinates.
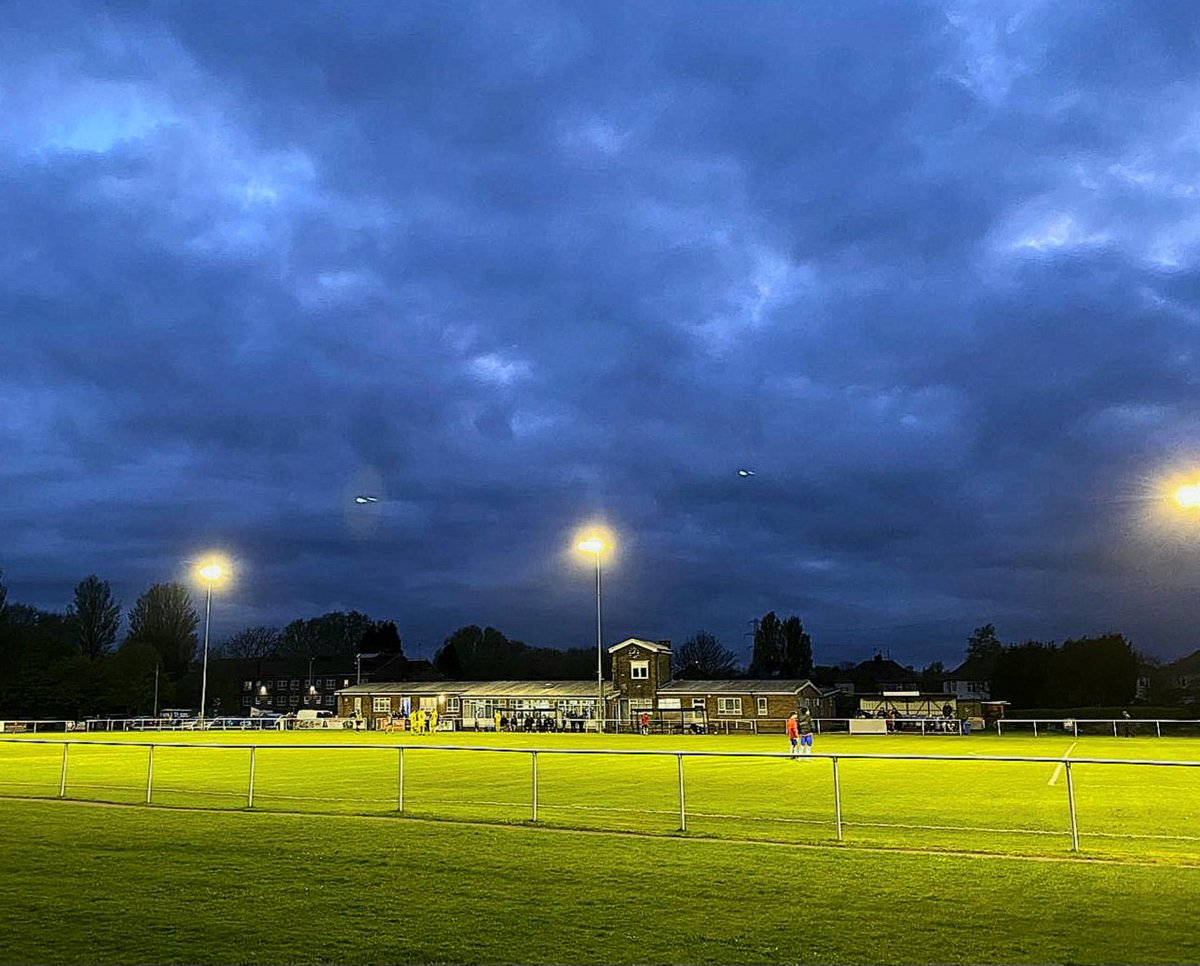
[242, 677, 344, 692]
[354, 695, 782, 716]
[238, 694, 337, 708]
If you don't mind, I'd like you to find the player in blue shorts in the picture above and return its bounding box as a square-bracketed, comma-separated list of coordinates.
[799, 708, 814, 759]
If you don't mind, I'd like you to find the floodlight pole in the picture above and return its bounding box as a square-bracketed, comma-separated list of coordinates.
[594, 551, 605, 733]
[199, 582, 213, 728]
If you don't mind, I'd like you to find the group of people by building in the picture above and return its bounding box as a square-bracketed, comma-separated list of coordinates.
[491, 711, 587, 733]
[384, 708, 439, 733]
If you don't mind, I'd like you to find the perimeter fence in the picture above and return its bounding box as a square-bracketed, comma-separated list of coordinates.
[3, 738, 1200, 858]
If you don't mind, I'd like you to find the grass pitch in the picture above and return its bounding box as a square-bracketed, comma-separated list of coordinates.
[1, 797, 1198, 964]
[2, 729, 1198, 860]
[2, 730, 1199, 964]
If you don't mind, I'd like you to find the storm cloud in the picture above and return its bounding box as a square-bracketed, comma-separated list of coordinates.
[3, 0, 1199, 665]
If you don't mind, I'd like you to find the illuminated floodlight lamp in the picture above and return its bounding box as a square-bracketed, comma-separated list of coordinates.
[1174, 483, 1200, 509]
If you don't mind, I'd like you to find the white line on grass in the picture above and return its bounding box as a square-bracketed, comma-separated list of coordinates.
[1047, 742, 1078, 786]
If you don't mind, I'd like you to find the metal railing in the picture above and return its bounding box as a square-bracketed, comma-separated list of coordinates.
[4, 738, 1199, 853]
[996, 717, 1200, 738]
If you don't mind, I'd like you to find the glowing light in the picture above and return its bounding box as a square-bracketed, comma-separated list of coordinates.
[578, 536, 605, 553]
[1175, 483, 1200, 508]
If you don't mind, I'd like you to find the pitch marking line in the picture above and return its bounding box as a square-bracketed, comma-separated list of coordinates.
[1048, 741, 1078, 786]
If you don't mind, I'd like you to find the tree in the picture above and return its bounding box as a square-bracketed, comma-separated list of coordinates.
[431, 625, 596, 680]
[0, 566, 7, 617]
[1058, 633, 1138, 707]
[360, 620, 404, 656]
[278, 611, 375, 657]
[991, 640, 1058, 709]
[125, 582, 199, 680]
[749, 612, 785, 676]
[69, 575, 121, 660]
[780, 616, 814, 678]
[966, 624, 1003, 663]
[673, 630, 737, 679]
[219, 626, 282, 659]
[918, 660, 946, 692]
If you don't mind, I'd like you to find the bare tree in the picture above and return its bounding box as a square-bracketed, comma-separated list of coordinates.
[125, 582, 199, 679]
[69, 575, 121, 660]
[0, 566, 7, 617]
[219, 626, 282, 659]
[673, 630, 738, 679]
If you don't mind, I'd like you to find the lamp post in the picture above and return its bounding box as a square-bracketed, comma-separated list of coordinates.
[577, 533, 609, 732]
[196, 560, 226, 728]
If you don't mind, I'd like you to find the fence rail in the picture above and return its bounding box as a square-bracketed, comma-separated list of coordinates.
[4, 737, 1199, 854]
[996, 717, 1200, 738]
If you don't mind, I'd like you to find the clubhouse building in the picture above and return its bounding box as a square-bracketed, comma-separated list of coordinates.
[336, 638, 834, 732]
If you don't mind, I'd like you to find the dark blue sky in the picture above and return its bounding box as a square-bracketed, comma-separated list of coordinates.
[3, 0, 1200, 668]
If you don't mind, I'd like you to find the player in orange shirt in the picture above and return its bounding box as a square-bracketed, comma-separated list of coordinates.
[786, 712, 800, 759]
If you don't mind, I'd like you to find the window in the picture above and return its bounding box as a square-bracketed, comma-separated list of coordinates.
[757, 697, 768, 716]
[717, 697, 742, 716]
[447, 697, 461, 712]
[324, 694, 336, 706]
[242, 680, 253, 692]
[289, 695, 300, 706]
[290, 679, 301, 691]
[630, 661, 649, 680]
[692, 698, 706, 709]
[373, 697, 390, 712]
[240, 695, 252, 707]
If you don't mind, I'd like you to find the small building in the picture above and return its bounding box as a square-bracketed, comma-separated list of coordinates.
[609, 637, 834, 732]
[337, 680, 614, 730]
[943, 655, 993, 701]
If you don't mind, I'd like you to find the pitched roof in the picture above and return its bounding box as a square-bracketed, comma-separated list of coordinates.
[1165, 649, 1200, 675]
[658, 679, 818, 694]
[337, 680, 613, 698]
[946, 654, 995, 679]
[607, 637, 672, 654]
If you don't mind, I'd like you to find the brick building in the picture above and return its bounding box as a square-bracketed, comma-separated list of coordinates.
[337, 637, 834, 732]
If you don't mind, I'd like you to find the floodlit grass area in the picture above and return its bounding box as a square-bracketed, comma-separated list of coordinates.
[2, 797, 1200, 965]
[3, 731, 1200, 859]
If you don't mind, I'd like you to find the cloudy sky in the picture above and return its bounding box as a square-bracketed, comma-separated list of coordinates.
[4, 0, 1200, 668]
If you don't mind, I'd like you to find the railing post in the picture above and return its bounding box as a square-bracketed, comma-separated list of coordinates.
[145, 744, 155, 804]
[1112, 720, 1117, 738]
[996, 720, 1002, 736]
[247, 746, 257, 808]
[531, 751, 538, 821]
[1033, 721, 1038, 738]
[1156, 720, 1162, 739]
[677, 753, 686, 831]
[397, 748, 404, 812]
[1064, 760, 1080, 852]
[832, 755, 843, 841]
[1073, 719, 1078, 738]
[59, 743, 69, 798]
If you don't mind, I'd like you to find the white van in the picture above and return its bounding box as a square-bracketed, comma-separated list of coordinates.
[295, 709, 339, 728]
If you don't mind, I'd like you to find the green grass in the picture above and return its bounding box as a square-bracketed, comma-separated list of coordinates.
[2, 797, 1200, 964]
[3, 730, 1199, 860]
[3, 732, 1200, 963]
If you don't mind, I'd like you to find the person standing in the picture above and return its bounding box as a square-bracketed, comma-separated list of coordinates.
[786, 712, 800, 759]
[799, 708, 815, 759]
